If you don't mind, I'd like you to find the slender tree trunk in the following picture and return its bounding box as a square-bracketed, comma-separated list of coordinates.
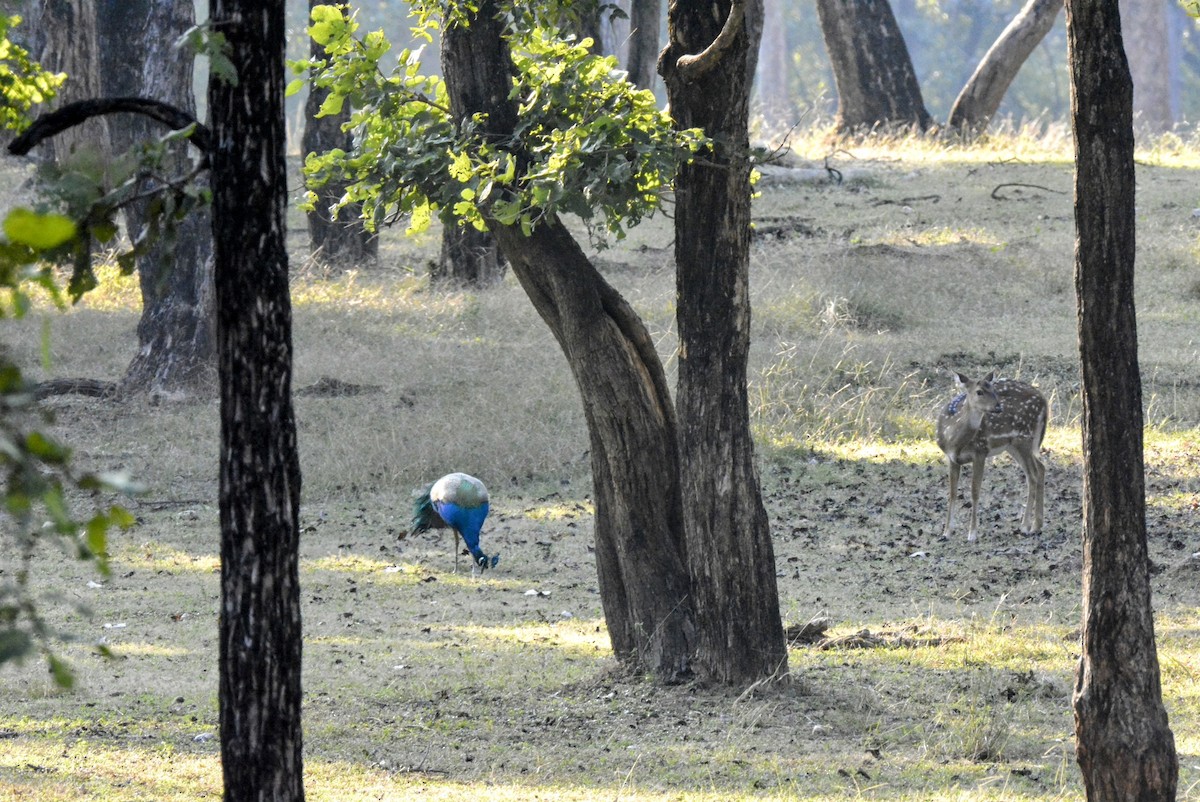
[814, 0, 933, 134]
[948, 0, 1063, 135]
[661, 0, 787, 684]
[626, 0, 662, 92]
[302, 0, 377, 266]
[1066, 0, 1177, 797]
[20, 0, 109, 163]
[756, 0, 793, 132]
[209, 1, 305, 799]
[98, 0, 216, 397]
[1119, 0, 1173, 132]
[440, 0, 695, 682]
[435, 225, 505, 287]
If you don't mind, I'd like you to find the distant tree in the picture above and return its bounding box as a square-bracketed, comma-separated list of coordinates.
[625, 0, 661, 91]
[18, 0, 109, 163]
[814, 0, 933, 133]
[208, 0, 305, 798]
[1120, 0, 1173, 132]
[1065, 0, 1178, 797]
[661, 0, 787, 683]
[96, 0, 216, 398]
[947, 0, 1063, 135]
[302, 0, 378, 266]
[756, 0, 795, 132]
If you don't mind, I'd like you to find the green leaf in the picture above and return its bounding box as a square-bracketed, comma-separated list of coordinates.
[3, 208, 75, 250]
[0, 629, 33, 664]
[285, 77, 307, 97]
[317, 92, 345, 118]
[47, 654, 74, 689]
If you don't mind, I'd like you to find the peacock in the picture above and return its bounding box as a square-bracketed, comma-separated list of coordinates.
[411, 472, 500, 571]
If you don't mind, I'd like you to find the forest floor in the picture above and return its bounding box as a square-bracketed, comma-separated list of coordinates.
[1, 134, 1199, 800]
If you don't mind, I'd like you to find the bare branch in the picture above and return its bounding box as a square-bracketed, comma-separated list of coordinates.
[8, 97, 211, 157]
[674, 1, 745, 82]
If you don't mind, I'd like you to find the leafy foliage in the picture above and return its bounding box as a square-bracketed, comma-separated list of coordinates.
[0, 19, 137, 686]
[0, 15, 64, 134]
[292, 4, 707, 246]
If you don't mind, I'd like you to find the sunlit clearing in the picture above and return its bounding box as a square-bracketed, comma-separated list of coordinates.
[109, 642, 193, 658]
[521, 500, 594, 522]
[879, 226, 1006, 248]
[121, 543, 218, 573]
[817, 438, 941, 465]
[290, 268, 473, 317]
[305, 553, 396, 573]
[452, 620, 611, 657]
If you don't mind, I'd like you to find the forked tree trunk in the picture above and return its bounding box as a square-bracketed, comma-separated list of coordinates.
[440, 0, 695, 682]
[98, 0, 216, 397]
[814, 0, 933, 134]
[302, 0, 378, 267]
[948, 0, 1063, 135]
[661, 0, 787, 684]
[209, 0, 305, 799]
[1065, 0, 1177, 797]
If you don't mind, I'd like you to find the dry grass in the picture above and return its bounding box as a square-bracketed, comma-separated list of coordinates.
[2, 130, 1200, 800]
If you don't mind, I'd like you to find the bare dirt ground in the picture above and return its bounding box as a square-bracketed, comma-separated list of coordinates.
[2, 144, 1199, 800]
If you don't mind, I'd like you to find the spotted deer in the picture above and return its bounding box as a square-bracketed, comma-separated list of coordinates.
[936, 371, 1048, 542]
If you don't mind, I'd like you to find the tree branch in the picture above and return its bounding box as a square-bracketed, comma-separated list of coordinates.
[8, 97, 211, 157]
[674, 1, 745, 82]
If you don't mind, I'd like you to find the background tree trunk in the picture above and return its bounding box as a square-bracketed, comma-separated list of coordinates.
[625, 0, 662, 92]
[209, 1, 305, 799]
[302, 0, 377, 267]
[814, 0, 933, 134]
[439, 0, 696, 682]
[435, 225, 505, 287]
[1120, 0, 1173, 132]
[19, 0, 109, 163]
[661, 0, 788, 684]
[756, 0, 794, 133]
[1066, 0, 1177, 797]
[98, 0, 216, 397]
[948, 0, 1063, 135]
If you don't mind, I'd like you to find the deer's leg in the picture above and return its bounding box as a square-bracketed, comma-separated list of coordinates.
[1012, 445, 1045, 534]
[944, 459, 961, 537]
[967, 454, 986, 542]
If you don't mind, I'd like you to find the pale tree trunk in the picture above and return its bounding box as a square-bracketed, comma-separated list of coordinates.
[756, 0, 793, 133]
[302, 0, 377, 267]
[20, 0, 109, 163]
[209, 0, 305, 799]
[661, 0, 788, 684]
[814, 0, 933, 134]
[948, 0, 1063, 135]
[440, 0, 696, 682]
[1119, 0, 1173, 132]
[626, 0, 661, 92]
[1065, 0, 1178, 797]
[98, 0, 216, 398]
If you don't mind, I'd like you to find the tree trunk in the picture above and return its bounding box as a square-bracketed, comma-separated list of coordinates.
[435, 225, 505, 287]
[625, 0, 661, 92]
[947, 0, 1063, 135]
[756, 0, 793, 133]
[814, 0, 933, 134]
[98, 0, 216, 398]
[661, 0, 788, 684]
[1119, 0, 1173, 133]
[20, 0, 109, 163]
[1066, 0, 1178, 798]
[440, 0, 695, 682]
[209, 1, 305, 800]
[302, 0, 378, 266]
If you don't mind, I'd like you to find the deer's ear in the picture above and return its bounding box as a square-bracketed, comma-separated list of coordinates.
[953, 371, 968, 387]
[983, 371, 995, 382]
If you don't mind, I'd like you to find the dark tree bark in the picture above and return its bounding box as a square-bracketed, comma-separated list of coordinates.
[1120, 0, 1173, 132]
[661, 0, 787, 684]
[209, 1, 305, 799]
[948, 0, 1063, 135]
[19, 0, 110, 163]
[440, 1, 696, 682]
[626, 0, 662, 92]
[302, 0, 377, 267]
[1066, 0, 1178, 798]
[435, 225, 505, 287]
[98, 0, 216, 398]
[814, 0, 933, 134]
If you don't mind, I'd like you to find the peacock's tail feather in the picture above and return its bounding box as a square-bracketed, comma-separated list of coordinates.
[410, 484, 448, 534]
